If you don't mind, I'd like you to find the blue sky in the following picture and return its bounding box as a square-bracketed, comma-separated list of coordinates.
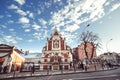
[0, 0, 120, 55]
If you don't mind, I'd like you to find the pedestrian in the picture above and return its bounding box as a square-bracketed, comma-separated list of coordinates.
[108, 62, 112, 68]
[3, 66, 7, 73]
[100, 60, 105, 70]
[0, 65, 2, 73]
[32, 63, 35, 74]
[80, 62, 84, 70]
[83, 60, 87, 71]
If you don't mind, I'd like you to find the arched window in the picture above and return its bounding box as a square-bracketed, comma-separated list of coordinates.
[53, 39, 59, 48]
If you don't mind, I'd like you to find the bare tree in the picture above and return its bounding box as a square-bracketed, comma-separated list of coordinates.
[80, 31, 101, 59]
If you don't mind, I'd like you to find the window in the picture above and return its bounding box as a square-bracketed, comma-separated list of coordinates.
[54, 56, 58, 62]
[44, 59, 47, 62]
[65, 59, 68, 62]
[53, 39, 59, 48]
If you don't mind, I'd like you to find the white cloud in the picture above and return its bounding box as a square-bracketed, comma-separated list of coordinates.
[8, 20, 14, 24]
[110, 3, 120, 12]
[15, 0, 26, 5]
[1, 25, 7, 28]
[8, 4, 19, 9]
[49, 0, 108, 29]
[39, 18, 47, 26]
[64, 24, 79, 32]
[26, 11, 30, 14]
[83, 0, 106, 21]
[29, 13, 34, 18]
[9, 29, 14, 32]
[54, 0, 61, 3]
[8, 4, 27, 16]
[4, 36, 17, 44]
[105, 1, 110, 6]
[44, 1, 51, 8]
[33, 33, 41, 40]
[7, 14, 12, 17]
[57, 21, 65, 27]
[16, 9, 27, 16]
[22, 24, 30, 28]
[32, 24, 41, 31]
[61, 32, 75, 44]
[19, 17, 29, 24]
[25, 29, 30, 32]
[37, 10, 41, 15]
[39, 29, 48, 39]
[48, 0, 109, 44]
[16, 37, 23, 40]
[28, 39, 33, 42]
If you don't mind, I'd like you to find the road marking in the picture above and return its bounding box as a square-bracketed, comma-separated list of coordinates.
[63, 75, 118, 80]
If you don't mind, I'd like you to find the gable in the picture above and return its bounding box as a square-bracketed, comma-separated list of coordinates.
[54, 31, 59, 35]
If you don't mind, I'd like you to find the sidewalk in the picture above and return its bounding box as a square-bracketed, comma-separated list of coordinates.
[0, 67, 117, 79]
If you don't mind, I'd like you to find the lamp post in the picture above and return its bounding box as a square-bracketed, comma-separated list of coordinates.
[106, 39, 113, 52]
[83, 24, 90, 57]
[80, 24, 90, 71]
[82, 24, 90, 32]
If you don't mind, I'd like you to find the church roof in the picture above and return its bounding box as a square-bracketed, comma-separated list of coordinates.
[49, 27, 63, 40]
[52, 27, 60, 37]
[53, 28, 59, 35]
[23, 53, 42, 59]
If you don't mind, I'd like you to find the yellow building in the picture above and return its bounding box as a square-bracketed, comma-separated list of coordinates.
[0, 44, 25, 73]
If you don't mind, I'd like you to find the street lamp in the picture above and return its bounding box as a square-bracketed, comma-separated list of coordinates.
[80, 24, 90, 71]
[82, 24, 90, 32]
[106, 38, 113, 52]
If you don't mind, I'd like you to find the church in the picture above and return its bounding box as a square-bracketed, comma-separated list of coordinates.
[40, 28, 73, 70]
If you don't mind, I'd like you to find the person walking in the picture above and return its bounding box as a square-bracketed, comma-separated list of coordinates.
[32, 63, 35, 74]
[31, 63, 35, 76]
[83, 59, 87, 71]
[80, 62, 84, 70]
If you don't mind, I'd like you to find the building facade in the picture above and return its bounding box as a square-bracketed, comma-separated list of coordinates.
[40, 28, 73, 70]
[99, 52, 120, 65]
[0, 44, 25, 73]
[73, 42, 96, 61]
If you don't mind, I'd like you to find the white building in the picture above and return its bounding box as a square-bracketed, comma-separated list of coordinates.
[22, 53, 42, 71]
[99, 52, 120, 65]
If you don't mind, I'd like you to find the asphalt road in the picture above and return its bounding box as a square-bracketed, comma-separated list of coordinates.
[3, 68, 120, 80]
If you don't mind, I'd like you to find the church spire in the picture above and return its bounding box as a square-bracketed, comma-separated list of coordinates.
[53, 27, 59, 35]
[55, 26, 58, 32]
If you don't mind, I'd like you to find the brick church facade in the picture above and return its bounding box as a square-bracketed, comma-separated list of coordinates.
[40, 28, 73, 70]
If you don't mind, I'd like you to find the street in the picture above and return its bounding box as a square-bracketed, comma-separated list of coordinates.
[3, 68, 120, 80]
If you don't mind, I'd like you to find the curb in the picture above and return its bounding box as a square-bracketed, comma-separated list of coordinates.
[0, 68, 118, 80]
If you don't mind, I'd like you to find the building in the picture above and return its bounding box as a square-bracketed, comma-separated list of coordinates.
[22, 53, 42, 71]
[0, 44, 25, 73]
[73, 42, 96, 61]
[99, 52, 120, 65]
[40, 28, 73, 70]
